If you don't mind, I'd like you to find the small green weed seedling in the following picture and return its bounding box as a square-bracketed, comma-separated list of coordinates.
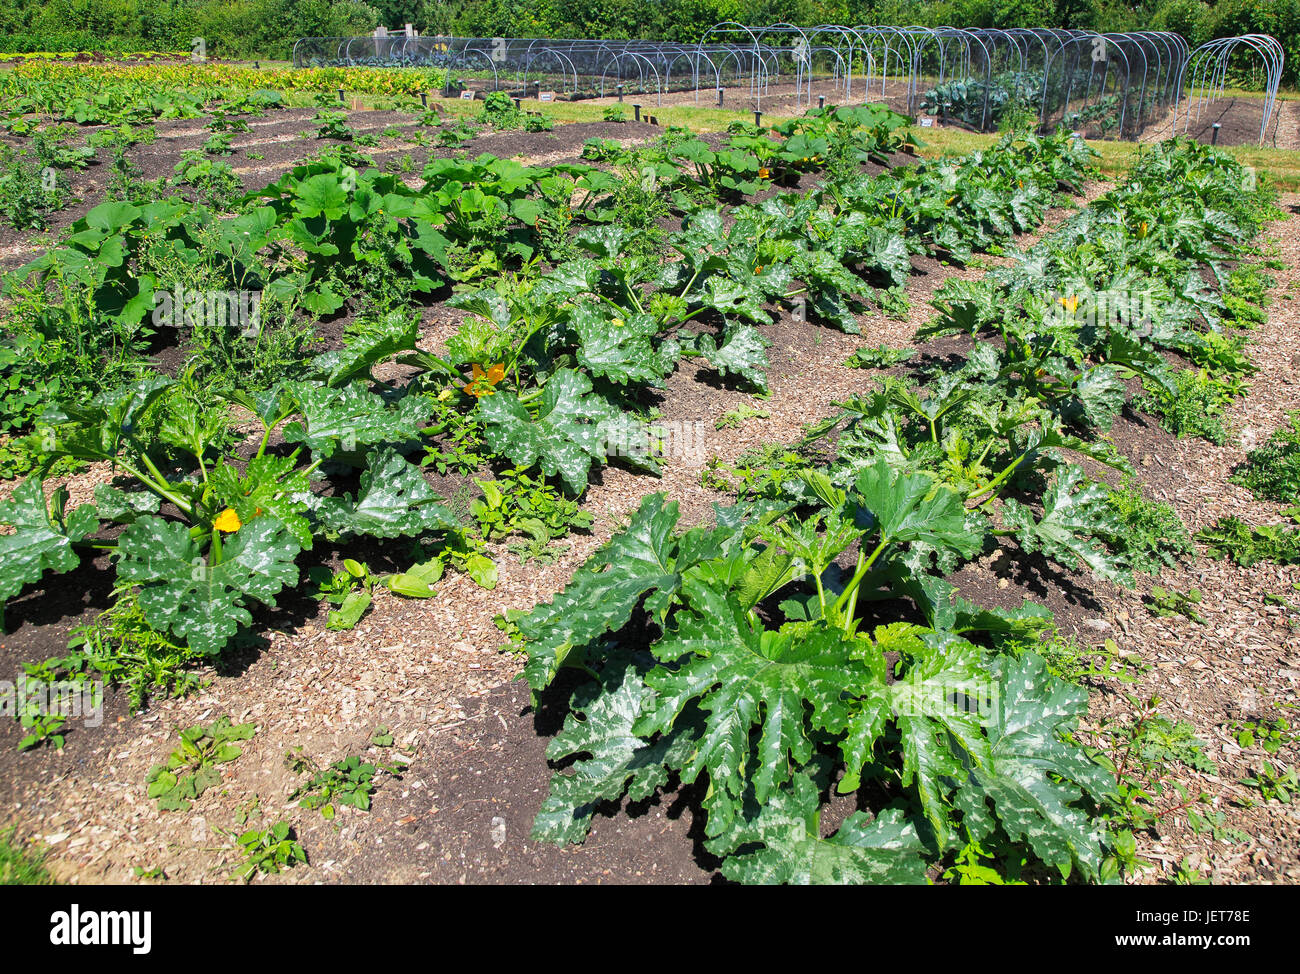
[1238, 761, 1297, 805]
[845, 344, 915, 369]
[1146, 586, 1206, 624]
[1230, 715, 1295, 754]
[230, 822, 306, 882]
[145, 717, 256, 811]
[287, 749, 400, 820]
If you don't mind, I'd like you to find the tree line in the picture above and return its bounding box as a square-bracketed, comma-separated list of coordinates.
[0, 0, 1294, 86]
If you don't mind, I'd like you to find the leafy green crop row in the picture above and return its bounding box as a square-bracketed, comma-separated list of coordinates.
[510, 137, 1279, 884]
[1, 111, 1098, 717]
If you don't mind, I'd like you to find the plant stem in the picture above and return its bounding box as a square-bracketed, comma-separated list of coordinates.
[833, 537, 889, 630]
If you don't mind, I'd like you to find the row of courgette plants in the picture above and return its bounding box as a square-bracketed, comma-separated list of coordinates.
[1, 118, 1093, 663]
[509, 138, 1279, 883]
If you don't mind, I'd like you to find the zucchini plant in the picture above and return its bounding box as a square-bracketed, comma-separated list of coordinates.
[519, 476, 1112, 883]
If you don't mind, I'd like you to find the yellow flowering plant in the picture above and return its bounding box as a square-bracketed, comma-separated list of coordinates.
[463, 362, 506, 398]
[8, 366, 466, 658]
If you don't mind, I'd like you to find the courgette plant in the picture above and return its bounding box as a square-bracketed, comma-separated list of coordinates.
[1, 323, 465, 654]
[518, 466, 1114, 883]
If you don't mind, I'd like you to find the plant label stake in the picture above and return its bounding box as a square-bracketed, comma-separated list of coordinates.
[539, 91, 555, 102]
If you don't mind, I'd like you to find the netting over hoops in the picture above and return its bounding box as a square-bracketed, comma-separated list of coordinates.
[293, 35, 763, 105]
[1171, 35, 1285, 146]
[292, 27, 1283, 144]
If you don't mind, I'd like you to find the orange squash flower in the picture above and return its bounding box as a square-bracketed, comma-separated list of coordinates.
[213, 508, 242, 533]
[463, 362, 506, 397]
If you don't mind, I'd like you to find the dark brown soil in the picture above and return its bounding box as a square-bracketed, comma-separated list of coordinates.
[315, 678, 719, 884]
[1168, 96, 1280, 148]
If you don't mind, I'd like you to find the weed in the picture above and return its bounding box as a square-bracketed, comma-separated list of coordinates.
[845, 343, 915, 369]
[1233, 412, 1300, 504]
[287, 750, 400, 819]
[230, 822, 306, 881]
[202, 131, 235, 155]
[715, 404, 770, 429]
[471, 468, 593, 542]
[1135, 369, 1234, 445]
[1238, 761, 1297, 804]
[1013, 632, 1145, 686]
[1091, 694, 1217, 878]
[1198, 516, 1300, 566]
[0, 144, 70, 229]
[1146, 586, 1206, 624]
[0, 828, 53, 884]
[1230, 715, 1295, 755]
[1186, 808, 1249, 844]
[1170, 856, 1211, 885]
[1102, 478, 1193, 574]
[66, 588, 205, 712]
[1224, 264, 1273, 326]
[145, 717, 257, 811]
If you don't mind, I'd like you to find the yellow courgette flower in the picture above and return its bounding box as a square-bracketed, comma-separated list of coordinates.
[214, 508, 242, 533]
[1058, 294, 1079, 313]
[758, 167, 771, 179]
[463, 362, 506, 397]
